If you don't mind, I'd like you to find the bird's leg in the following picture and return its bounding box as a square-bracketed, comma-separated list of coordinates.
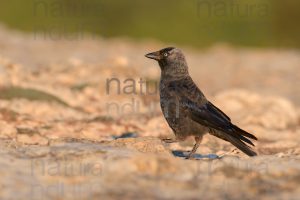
[187, 136, 203, 159]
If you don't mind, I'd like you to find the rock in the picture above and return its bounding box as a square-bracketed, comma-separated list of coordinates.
[0, 26, 300, 200]
[143, 117, 170, 137]
[17, 134, 49, 145]
[16, 127, 49, 145]
[109, 137, 169, 154]
[0, 120, 17, 139]
[79, 122, 112, 141]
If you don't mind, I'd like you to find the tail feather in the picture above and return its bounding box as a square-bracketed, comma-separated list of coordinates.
[232, 125, 257, 140]
[238, 134, 255, 146]
[227, 136, 257, 157]
[226, 125, 257, 156]
[212, 125, 258, 156]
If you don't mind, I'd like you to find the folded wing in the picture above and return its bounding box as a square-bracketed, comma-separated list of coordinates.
[169, 78, 258, 156]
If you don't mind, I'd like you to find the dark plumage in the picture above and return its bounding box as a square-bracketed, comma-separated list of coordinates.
[145, 47, 257, 158]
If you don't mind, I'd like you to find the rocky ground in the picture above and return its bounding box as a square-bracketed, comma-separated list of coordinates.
[0, 26, 299, 200]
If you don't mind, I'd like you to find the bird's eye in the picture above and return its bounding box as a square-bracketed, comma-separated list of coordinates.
[163, 52, 169, 57]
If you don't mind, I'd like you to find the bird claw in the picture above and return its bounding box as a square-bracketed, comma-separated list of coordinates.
[185, 151, 196, 160]
[185, 155, 196, 160]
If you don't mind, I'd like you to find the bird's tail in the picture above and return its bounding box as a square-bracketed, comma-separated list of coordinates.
[227, 125, 258, 156]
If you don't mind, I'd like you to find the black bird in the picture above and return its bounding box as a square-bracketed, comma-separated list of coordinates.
[145, 47, 257, 158]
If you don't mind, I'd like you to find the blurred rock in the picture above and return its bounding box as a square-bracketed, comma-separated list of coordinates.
[16, 127, 49, 145]
[16, 133, 49, 145]
[112, 56, 129, 67]
[143, 116, 170, 137]
[0, 26, 299, 199]
[0, 120, 17, 139]
[214, 89, 298, 129]
[109, 137, 169, 154]
[0, 139, 299, 200]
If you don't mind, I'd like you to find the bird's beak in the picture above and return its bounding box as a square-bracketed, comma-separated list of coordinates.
[145, 51, 161, 61]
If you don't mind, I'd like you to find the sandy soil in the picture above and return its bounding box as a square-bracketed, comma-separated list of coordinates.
[0, 26, 299, 200]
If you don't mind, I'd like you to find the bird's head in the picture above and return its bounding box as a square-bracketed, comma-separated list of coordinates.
[145, 47, 189, 78]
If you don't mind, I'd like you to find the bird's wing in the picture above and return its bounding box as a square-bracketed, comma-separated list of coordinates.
[167, 77, 257, 156]
[167, 77, 232, 131]
[183, 98, 232, 131]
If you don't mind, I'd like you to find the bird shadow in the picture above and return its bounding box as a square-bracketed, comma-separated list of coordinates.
[112, 132, 138, 139]
[172, 150, 220, 160]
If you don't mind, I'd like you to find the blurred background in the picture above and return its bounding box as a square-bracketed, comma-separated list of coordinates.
[0, 0, 300, 48]
[0, 1, 300, 200]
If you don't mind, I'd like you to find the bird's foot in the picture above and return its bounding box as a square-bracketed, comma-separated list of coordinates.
[185, 152, 196, 160]
[185, 136, 202, 159]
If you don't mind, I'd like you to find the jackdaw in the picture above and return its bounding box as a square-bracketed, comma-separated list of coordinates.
[145, 47, 257, 158]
